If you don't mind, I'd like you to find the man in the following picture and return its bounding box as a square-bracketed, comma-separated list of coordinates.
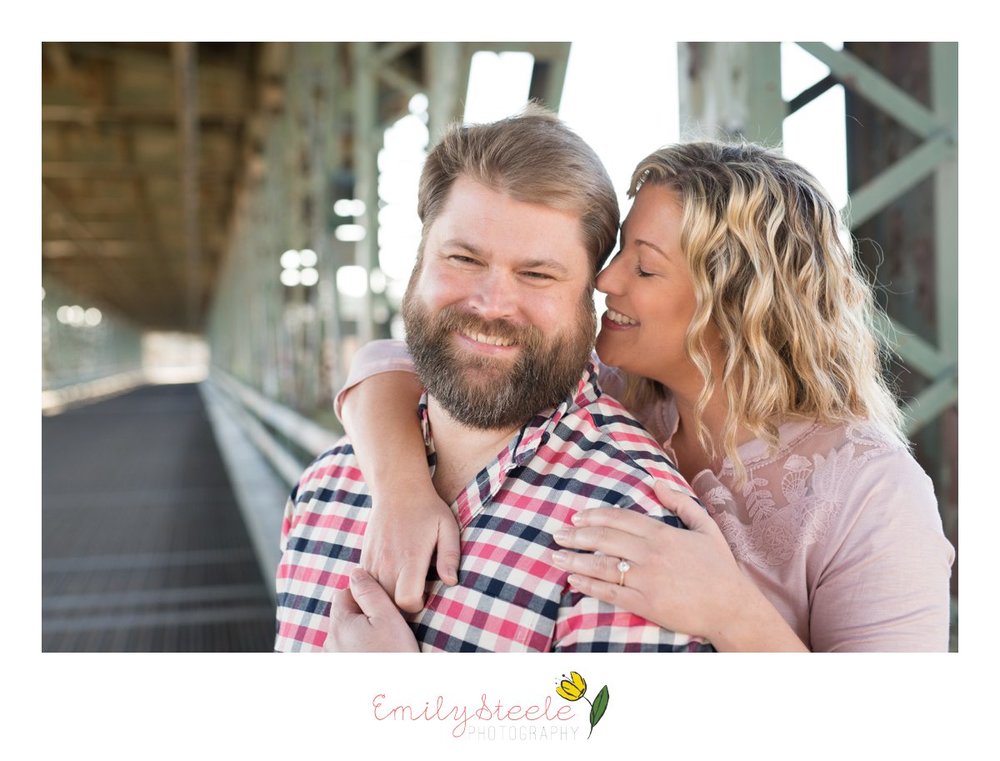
[274, 106, 708, 652]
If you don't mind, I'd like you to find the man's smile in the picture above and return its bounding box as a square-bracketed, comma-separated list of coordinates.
[459, 327, 516, 348]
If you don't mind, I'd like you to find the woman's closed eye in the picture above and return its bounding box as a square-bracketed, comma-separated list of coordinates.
[634, 261, 655, 278]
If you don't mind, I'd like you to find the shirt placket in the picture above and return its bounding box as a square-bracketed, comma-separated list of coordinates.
[417, 386, 572, 529]
[451, 404, 566, 528]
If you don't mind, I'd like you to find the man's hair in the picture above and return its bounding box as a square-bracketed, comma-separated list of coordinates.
[416, 103, 619, 276]
[623, 141, 907, 484]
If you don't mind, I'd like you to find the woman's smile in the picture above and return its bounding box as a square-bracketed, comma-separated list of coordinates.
[602, 307, 639, 327]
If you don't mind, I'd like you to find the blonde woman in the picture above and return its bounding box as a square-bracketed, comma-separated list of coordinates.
[331, 141, 954, 652]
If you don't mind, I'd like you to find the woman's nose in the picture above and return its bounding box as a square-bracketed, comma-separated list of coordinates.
[595, 253, 625, 295]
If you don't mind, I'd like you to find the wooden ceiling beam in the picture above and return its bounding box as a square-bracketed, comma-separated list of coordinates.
[42, 161, 235, 179]
[173, 41, 203, 332]
[42, 183, 153, 319]
[42, 42, 261, 331]
[43, 104, 245, 127]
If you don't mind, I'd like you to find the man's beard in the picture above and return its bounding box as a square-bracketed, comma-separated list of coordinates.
[401, 286, 596, 431]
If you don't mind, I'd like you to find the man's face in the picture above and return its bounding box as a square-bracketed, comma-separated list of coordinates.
[402, 175, 597, 430]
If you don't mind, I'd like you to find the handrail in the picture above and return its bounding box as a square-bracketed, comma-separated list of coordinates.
[209, 367, 340, 458]
[199, 371, 342, 601]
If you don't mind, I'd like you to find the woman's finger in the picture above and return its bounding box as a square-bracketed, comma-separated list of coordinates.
[434, 515, 462, 587]
[652, 480, 712, 530]
[553, 523, 647, 562]
[392, 559, 429, 614]
[571, 505, 659, 535]
[550, 549, 629, 582]
[565, 572, 647, 615]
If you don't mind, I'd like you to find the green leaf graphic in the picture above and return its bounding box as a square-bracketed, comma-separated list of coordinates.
[588, 685, 609, 738]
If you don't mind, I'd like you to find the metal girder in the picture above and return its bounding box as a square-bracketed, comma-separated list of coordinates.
[173, 42, 201, 332]
[377, 65, 423, 103]
[795, 42, 958, 435]
[876, 313, 954, 380]
[427, 42, 466, 141]
[931, 42, 959, 364]
[846, 135, 957, 227]
[678, 41, 958, 448]
[351, 41, 379, 344]
[904, 374, 959, 435]
[796, 43, 947, 140]
[374, 41, 421, 66]
[42, 183, 142, 305]
[677, 42, 784, 145]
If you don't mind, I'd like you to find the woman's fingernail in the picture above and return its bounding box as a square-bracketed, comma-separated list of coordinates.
[553, 529, 570, 543]
[551, 550, 568, 566]
[571, 512, 583, 525]
[567, 574, 582, 588]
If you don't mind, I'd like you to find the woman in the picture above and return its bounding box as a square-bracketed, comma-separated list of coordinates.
[331, 141, 954, 651]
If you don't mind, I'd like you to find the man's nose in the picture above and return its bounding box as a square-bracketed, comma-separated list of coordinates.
[467, 270, 518, 320]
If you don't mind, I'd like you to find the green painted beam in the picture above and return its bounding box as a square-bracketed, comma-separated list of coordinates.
[845, 135, 956, 228]
[932, 42, 959, 363]
[877, 313, 953, 380]
[797, 42, 946, 140]
[352, 41, 378, 345]
[903, 372, 958, 435]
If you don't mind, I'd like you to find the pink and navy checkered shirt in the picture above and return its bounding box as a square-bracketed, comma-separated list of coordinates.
[274, 360, 711, 652]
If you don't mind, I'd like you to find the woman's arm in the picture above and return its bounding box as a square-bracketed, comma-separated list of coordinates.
[338, 341, 460, 613]
[807, 449, 954, 652]
[552, 481, 809, 652]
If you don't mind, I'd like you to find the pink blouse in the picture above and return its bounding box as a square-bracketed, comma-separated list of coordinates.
[335, 340, 955, 651]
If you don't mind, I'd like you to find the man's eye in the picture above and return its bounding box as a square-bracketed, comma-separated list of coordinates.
[450, 255, 479, 265]
[522, 271, 553, 280]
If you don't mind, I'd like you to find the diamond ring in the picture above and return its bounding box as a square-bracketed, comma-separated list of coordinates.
[617, 559, 631, 586]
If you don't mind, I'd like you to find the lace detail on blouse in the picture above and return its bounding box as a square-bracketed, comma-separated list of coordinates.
[694, 421, 901, 569]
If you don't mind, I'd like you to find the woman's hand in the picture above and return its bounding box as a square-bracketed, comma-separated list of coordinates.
[339, 368, 462, 612]
[551, 480, 805, 650]
[361, 485, 461, 613]
[324, 568, 420, 652]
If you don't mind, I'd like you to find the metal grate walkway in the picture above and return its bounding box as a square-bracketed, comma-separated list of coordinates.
[42, 384, 276, 651]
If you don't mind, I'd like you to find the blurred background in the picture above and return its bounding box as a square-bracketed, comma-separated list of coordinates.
[41, 41, 958, 651]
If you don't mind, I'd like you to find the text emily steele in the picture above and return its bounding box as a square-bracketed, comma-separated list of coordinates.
[372, 693, 576, 738]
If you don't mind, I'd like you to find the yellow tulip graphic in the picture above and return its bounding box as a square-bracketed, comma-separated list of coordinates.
[556, 671, 587, 701]
[554, 671, 609, 738]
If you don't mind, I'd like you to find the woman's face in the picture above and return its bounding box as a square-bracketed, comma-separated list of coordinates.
[595, 184, 716, 393]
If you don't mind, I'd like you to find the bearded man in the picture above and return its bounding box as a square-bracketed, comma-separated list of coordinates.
[274, 107, 709, 652]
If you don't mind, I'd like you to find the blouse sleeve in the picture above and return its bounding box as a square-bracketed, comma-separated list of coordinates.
[808, 448, 955, 652]
[333, 339, 418, 422]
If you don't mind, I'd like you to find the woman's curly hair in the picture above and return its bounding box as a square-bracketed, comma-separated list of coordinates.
[623, 141, 907, 484]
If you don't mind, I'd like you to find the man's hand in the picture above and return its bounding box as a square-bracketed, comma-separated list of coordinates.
[324, 568, 420, 652]
[361, 486, 461, 612]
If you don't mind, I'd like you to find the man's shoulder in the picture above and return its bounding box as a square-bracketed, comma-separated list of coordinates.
[566, 360, 671, 461]
[565, 389, 665, 455]
[290, 434, 363, 500]
[550, 391, 691, 498]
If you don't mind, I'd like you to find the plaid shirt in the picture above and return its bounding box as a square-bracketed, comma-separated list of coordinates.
[275, 360, 711, 652]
